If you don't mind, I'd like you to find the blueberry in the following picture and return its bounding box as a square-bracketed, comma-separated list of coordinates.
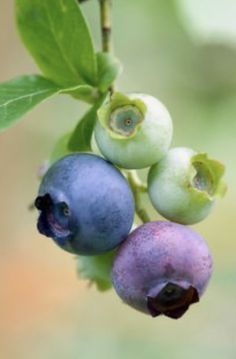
[148, 148, 226, 224]
[112, 221, 213, 319]
[94, 92, 173, 169]
[35, 153, 135, 255]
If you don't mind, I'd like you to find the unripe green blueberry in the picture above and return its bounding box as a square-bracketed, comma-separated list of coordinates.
[148, 147, 226, 225]
[94, 92, 173, 169]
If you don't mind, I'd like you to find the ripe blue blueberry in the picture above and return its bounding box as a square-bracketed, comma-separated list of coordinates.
[35, 153, 135, 255]
[148, 147, 227, 224]
[112, 221, 213, 319]
[94, 92, 173, 169]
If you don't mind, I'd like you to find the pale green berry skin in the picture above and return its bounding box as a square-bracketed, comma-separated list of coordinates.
[94, 93, 173, 169]
[148, 147, 226, 225]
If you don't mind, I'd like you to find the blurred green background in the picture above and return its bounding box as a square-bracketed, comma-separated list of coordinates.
[0, 0, 236, 358]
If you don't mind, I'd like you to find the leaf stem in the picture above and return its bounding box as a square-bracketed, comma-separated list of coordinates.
[127, 170, 151, 224]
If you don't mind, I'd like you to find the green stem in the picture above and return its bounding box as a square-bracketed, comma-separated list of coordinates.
[99, 0, 112, 53]
[98, 1, 149, 223]
[127, 170, 151, 224]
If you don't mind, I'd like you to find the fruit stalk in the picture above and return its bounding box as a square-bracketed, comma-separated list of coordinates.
[127, 170, 150, 223]
[98, 1, 151, 223]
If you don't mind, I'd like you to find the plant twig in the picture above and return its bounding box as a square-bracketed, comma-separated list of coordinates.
[99, 0, 112, 53]
[98, 0, 149, 223]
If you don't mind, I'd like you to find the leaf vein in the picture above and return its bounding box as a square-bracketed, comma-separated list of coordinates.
[0, 88, 54, 110]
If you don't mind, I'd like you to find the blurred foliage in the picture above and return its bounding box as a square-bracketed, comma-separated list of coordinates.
[1, 0, 236, 358]
[77, 250, 116, 291]
[178, 0, 236, 44]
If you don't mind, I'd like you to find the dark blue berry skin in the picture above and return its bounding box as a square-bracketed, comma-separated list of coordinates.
[112, 221, 213, 319]
[35, 153, 135, 255]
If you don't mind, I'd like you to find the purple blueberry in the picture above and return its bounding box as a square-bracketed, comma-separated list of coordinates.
[112, 221, 213, 319]
[35, 153, 135, 255]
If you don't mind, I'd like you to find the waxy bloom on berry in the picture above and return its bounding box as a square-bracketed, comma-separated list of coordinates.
[35, 153, 135, 255]
[112, 221, 213, 319]
[148, 147, 227, 224]
[95, 92, 173, 169]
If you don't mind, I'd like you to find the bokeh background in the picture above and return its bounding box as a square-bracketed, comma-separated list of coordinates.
[0, 0, 236, 358]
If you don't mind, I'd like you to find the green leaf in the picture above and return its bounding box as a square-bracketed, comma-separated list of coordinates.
[68, 106, 97, 152]
[0, 75, 97, 132]
[68, 95, 107, 152]
[16, 0, 97, 88]
[50, 132, 73, 164]
[97, 53, 122, 92]
[0, 75, 60, 132]
[77, 250, 116, 292]
[62, 84, 99, 104]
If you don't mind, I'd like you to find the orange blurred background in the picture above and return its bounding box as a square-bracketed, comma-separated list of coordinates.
[0, 1, 236, 358]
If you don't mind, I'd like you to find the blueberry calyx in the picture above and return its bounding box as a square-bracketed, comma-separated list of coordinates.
[35, 194, 72, 246]
[109, 105, 143, 137]
[192, 161, 214, 196]
[97, 92, 147, 140]
[147, 282, 199, 319]
[190, 153, 227, 199]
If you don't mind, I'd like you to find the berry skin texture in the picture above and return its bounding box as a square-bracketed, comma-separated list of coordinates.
[94, 92, 173, 169]
[112, 221, 213, 319]
[35, 153, 135, 255]
[148, 147, 227, 225]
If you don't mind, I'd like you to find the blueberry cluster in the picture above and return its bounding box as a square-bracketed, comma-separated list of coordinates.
[35, 92, 226, 319]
